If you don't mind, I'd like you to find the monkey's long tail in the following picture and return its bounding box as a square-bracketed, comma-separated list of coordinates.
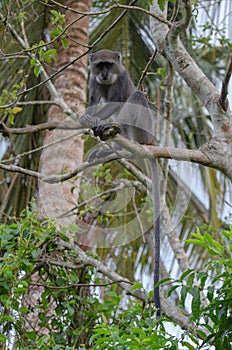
[149, 158, 161, 318]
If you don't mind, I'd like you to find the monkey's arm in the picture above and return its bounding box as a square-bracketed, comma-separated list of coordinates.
[80, 76, 124, 127]
[79, 103, 122, 128]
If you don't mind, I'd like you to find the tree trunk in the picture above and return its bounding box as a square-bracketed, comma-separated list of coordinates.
[22, 0, 91, 341]
[38, 0, 90, 228]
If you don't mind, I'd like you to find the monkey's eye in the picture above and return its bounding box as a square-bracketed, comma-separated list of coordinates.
[96, 62, 113, 70]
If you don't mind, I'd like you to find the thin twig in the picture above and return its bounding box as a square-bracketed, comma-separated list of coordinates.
[219, 54, 232, 111]
[170, 0, 180, 22]
[1, 132, 81, 164]
[0, 0, 171, 108]
[171, 0, 192, 36]
[49, 0, 171, 26]
[137, 48, 158, 89]
[132, 187, 146, 242]
[0, 120, 83, 134]
[31, 280, 132, 290]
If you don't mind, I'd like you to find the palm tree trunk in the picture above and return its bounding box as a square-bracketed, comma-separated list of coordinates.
[22, 0, 91, 341]
[38, 0, 90, 228]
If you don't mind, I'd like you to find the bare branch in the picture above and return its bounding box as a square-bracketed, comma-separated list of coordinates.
[137, 48, 158, 89]
[49, 0, 171, 26]
[55, 238, 193, 330]
[0, 133, 222, 182]
[0, 120, 83, 134]
[170, 0, 180, 22]
[114, 135, 211, 166]
[31, 280, 132, 290]
[1, 132, 81, 164]
[172, 0, 192, 35]
[0, 151, 128, 184]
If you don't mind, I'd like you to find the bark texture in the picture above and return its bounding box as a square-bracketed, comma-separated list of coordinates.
[38, 0, 90, 227]
[24, 0, 91, 339]
[150, 1, 232, 180]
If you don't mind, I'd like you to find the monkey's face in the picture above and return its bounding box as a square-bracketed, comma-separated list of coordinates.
[89, 50, 123, 86]
[93, 61, 118, 85]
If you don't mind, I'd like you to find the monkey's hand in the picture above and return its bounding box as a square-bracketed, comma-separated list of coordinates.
[79, 114, 102, 128]
[93, 123, 121, 141]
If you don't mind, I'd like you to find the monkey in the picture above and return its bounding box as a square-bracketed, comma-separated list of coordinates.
[79, 50, 161, 318]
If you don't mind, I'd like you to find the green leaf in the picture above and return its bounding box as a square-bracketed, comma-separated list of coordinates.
[130, 282, 143, 290]
[207, 286, 214, 301]
[221, 230, 231, 240]
[50, 28, 62, 37]
[187, 272, 195, 287]
[50, 9, 58, 15]
[180, 285, 188, 307]
[61, 38, 69, 49]
[34, 65, 41, 77]
[167, 284, 180, 297]
[25, 331, 36, 341]
[181, 341, 195, 350]
[158, 0, 167, 11]
[190, 287, 201, 318]
[30, 57, 38, 65]
[180, 269, 194, 282]
[0, 334, 7, 342]
[44, 49, 57, 62]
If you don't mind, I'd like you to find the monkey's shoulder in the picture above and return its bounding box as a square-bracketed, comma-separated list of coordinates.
[116, 69, 135, 97]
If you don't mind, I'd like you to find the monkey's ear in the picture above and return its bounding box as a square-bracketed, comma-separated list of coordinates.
[89, 54, 93, 62]
[116, 52, 122, 63]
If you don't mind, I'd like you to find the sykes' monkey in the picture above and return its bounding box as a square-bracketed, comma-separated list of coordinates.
[80, 50, 161, 318]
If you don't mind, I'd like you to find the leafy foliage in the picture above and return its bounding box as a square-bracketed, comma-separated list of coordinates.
[0, 208, 231, 349]
[0, 1, 232, 348]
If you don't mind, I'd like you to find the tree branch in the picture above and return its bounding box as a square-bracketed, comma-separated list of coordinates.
[137, 48, 158, 89]
[49, 0, 171, 26]
[150, 3, 232, 136]
[0, 120, 83, 134]
[172, 0, 192, 36]
[114, 135, 211, 166]
[219, 54, 232, 111]
[55, 238, 193, 329]
[1, 133, 224, 182]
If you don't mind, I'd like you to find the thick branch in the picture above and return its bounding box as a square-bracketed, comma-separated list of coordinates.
[114, 135, 210, 166]
[150, 3, 232, 136]
[1, 133, 226, 181]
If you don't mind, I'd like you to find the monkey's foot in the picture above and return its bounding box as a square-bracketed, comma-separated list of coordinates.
[79, 114, 102, 128]
[93, 123, 121, 141]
